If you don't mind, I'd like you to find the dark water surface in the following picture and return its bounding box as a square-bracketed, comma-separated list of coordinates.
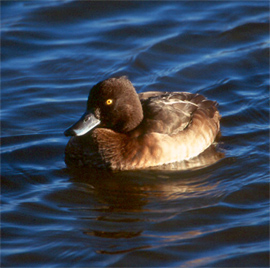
[1, 1, 269, 267]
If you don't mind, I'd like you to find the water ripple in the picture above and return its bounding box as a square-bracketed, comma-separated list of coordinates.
[1, 1, 269, 267]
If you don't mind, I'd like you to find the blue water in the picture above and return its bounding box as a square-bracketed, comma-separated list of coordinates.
[1, 1, 269, 267]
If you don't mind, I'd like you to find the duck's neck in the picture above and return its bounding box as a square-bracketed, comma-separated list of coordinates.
[115, 99, 144, 133]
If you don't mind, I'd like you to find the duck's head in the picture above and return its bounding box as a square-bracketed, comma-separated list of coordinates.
[64, 77, 143, 136]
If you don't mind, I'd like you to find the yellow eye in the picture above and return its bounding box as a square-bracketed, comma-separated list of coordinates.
[106, 99, 113, 105]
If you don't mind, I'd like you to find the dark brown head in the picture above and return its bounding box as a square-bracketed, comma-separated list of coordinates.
[64, 76, 143, 136]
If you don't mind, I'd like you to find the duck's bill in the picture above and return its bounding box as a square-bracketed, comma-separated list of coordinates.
[64, 111, 100, 136]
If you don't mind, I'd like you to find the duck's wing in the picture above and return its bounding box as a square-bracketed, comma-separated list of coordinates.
[139, 92, 218, 135]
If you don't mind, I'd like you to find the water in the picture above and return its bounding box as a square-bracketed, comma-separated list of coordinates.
[1, 1, 269, 267]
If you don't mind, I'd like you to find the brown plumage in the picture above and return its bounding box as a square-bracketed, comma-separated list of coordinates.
[64, 76, 221, 170]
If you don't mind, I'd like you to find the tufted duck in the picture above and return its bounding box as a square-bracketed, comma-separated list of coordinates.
[64, 76, 221, 170]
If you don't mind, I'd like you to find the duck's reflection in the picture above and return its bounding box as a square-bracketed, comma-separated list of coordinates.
[67, 145, 224, 254]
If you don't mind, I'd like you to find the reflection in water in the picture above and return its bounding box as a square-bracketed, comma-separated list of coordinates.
[67, 145, 223, 254]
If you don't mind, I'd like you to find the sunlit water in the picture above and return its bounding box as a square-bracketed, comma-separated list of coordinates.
[1, 1, 269, 267]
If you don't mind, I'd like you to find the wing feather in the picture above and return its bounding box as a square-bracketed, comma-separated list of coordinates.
[138, 92, 218, 135]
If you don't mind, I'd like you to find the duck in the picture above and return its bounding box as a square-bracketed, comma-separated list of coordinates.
[64, 76, 221, 170]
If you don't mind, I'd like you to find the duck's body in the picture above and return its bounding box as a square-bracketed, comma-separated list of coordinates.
[64, 77, 221, 170]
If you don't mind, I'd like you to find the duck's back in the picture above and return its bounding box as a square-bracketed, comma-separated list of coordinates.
[138, 91, 219, 135]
